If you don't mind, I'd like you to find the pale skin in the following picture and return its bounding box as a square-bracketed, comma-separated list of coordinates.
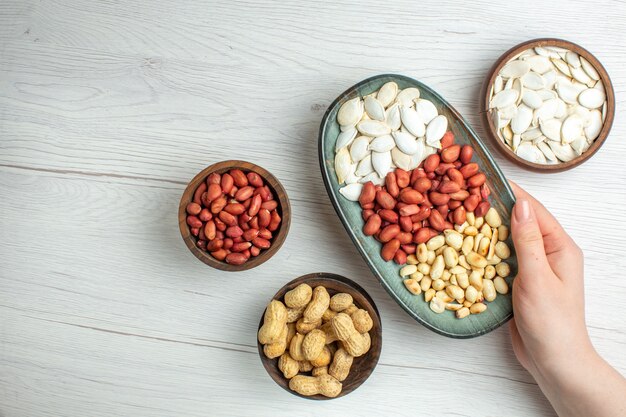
[509, 183, 626, 417]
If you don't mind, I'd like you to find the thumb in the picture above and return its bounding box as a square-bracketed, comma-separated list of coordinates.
[511, 197, 549, 276]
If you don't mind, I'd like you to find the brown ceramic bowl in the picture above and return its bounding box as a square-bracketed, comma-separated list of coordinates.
[482, 38, 615, 172]
[178, 160, 291, 271]
[257, 273, 382, 400]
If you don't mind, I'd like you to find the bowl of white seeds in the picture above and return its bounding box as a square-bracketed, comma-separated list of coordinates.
[482, 38, 615, 172]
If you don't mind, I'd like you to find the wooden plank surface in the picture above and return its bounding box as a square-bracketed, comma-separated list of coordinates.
[1, 1, 624, 416]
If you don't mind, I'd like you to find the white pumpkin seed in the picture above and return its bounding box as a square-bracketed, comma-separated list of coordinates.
[537, 88, 557, 100]
[499, 60, 531, 78]
[338, 183, 363, 201]
[542, 70, 557, 89]
[511, 104, 533, 134]
[512, 134, 521, 151]
[385, 103, 401, 131]
[335, 127, 358, 151]
[364, 95, 386, 121]
[415, 99, 438, 124]
[561, 115, 583, 144]
[499, 103, 518, 120]
[521, 127, 542, 141]
[494, 75, 504, 94]
[556, 79, 583, 104]
[535, 98, 559, 121]
[371, 150, 392, 177]
[554, 99, 567, 119]
[425, 115, 447, 146]
[392, 130, 419, 154]
[391, 147, 412, 171]
[548, 141, 577, 162]
[359, 171, 384, 185]
[540, 118, 562, 141]
[395, 88, 420, 106]
[409, 138, 427, 169]
[565, 51, 581, 68]
[570, 136, 587, 155]
[516, 142, 546, 163]
[377, 82, 399, 108]
[400, 106, 426, 137]
[551, 58, 571, 77]
[368, 134, 395, 152]
[349, 136, 371, 162]
[578, 88, 605, 109]
[490, 89, 519, 109]
[337, 97, 363, 126]
[521, 72, 545, 90]
[524, 55, 552, 74]
[522, 90, 543, 109]
[357, 120, 391, 137]
[584, 109, 602, 141]
[355, 154, 373, 176]
[537, 141, 557, 162]
[334, 147, 351, 184]
[580, 57, 600, 81]
[571, 66, 592, 85]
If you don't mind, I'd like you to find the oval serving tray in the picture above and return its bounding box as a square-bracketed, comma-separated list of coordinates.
[319, 74, 517, 338]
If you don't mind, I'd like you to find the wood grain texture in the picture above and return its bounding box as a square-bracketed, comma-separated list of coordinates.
[0, 1, 625, 416]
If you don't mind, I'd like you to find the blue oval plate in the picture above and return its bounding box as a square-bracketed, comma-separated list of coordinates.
[319, 74, 517, 338]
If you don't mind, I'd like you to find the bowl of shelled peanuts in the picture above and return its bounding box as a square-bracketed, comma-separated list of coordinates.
[257, 273, 382, 400]
[178, 160, 291, 271]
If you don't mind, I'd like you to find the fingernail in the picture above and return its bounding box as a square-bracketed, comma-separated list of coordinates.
[515, 199, 531, 222]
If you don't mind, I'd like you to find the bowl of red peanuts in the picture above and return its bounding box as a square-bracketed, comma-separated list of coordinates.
[178, 160, 291, 271]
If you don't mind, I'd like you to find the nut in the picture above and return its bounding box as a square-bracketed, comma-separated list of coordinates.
[303, 286, 330, 323]
[302, 329, 326, 361]
[495, 262, 511, 278]
[494, 276, 509, 294]
[329, 293, 354, 312]
[289, 374, 342, 398]
[329, 348, 354, 382]
[278, 353, 299, 379]
[258, 300, 288, 344]
[285, 283, 313, 308]
[494, 241, 511, 259]
[351, 309, 373, 333]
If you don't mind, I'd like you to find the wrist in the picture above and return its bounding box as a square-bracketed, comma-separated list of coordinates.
[531, 340, 598, 393]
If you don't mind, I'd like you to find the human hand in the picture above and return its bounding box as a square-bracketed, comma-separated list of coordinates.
[508, 182, 592, 378]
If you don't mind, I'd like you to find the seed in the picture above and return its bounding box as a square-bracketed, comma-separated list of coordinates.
[424, 288, 436, 302]
[495, 241, 511, 259]
[435, 246, 445, 256]
[483, 279, 497, 302]
[470, 303, 487, 314]
[449, 265, 467, 275]
[461, 236, 474, 256]
[495, 262, 511, 277]
[487, 228, 499, 260]
[442, 270, 451, 281]
[409, 271, 424, 281]
[478, 237, 491, 257]
[464, 285, 478, 303]
[432, 279, 445, 291]
[426, 235, 445, 251]
[469, 271, 483, 290]
[406, 254, 418, 265]
[400, 264, 418, 277]
[466, 252, 488, 268]
[487, 254, 502, 266]
[446, 285, 464, 300]
[484, 265, 496, 280]
[464, 226, 478, 236]
[485, 208, 502, 228]
[417, 243, 428, 263]
[426, 250, 436, 265]
[466, 211, 476, 226]
[443, 247, 459, 268]
[450, 275, 458, 286]
[475, 216, 485, 229]
[458, 255, 471, 269]
[446, 303, 463, 311]
[430, 255, 445, 280]
[429, 297, 445, 314]
[480, 224, 492, 239]
[436, 291, 453, 303]
[417, 263, 431, 275]
[420, 277, 433, 292]
[498, 225, 509, 241]
[473, 233, 484, 252]
[494, 276, 509, 294]
[444, 230, 464, 250]
[456, 272, 470, 289]
[404, 278, 422, 295]
[454, 221, 469, 234]
[456, 307, 470, 319]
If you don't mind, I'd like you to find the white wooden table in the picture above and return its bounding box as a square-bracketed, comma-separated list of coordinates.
[1, 1, 624, 416]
